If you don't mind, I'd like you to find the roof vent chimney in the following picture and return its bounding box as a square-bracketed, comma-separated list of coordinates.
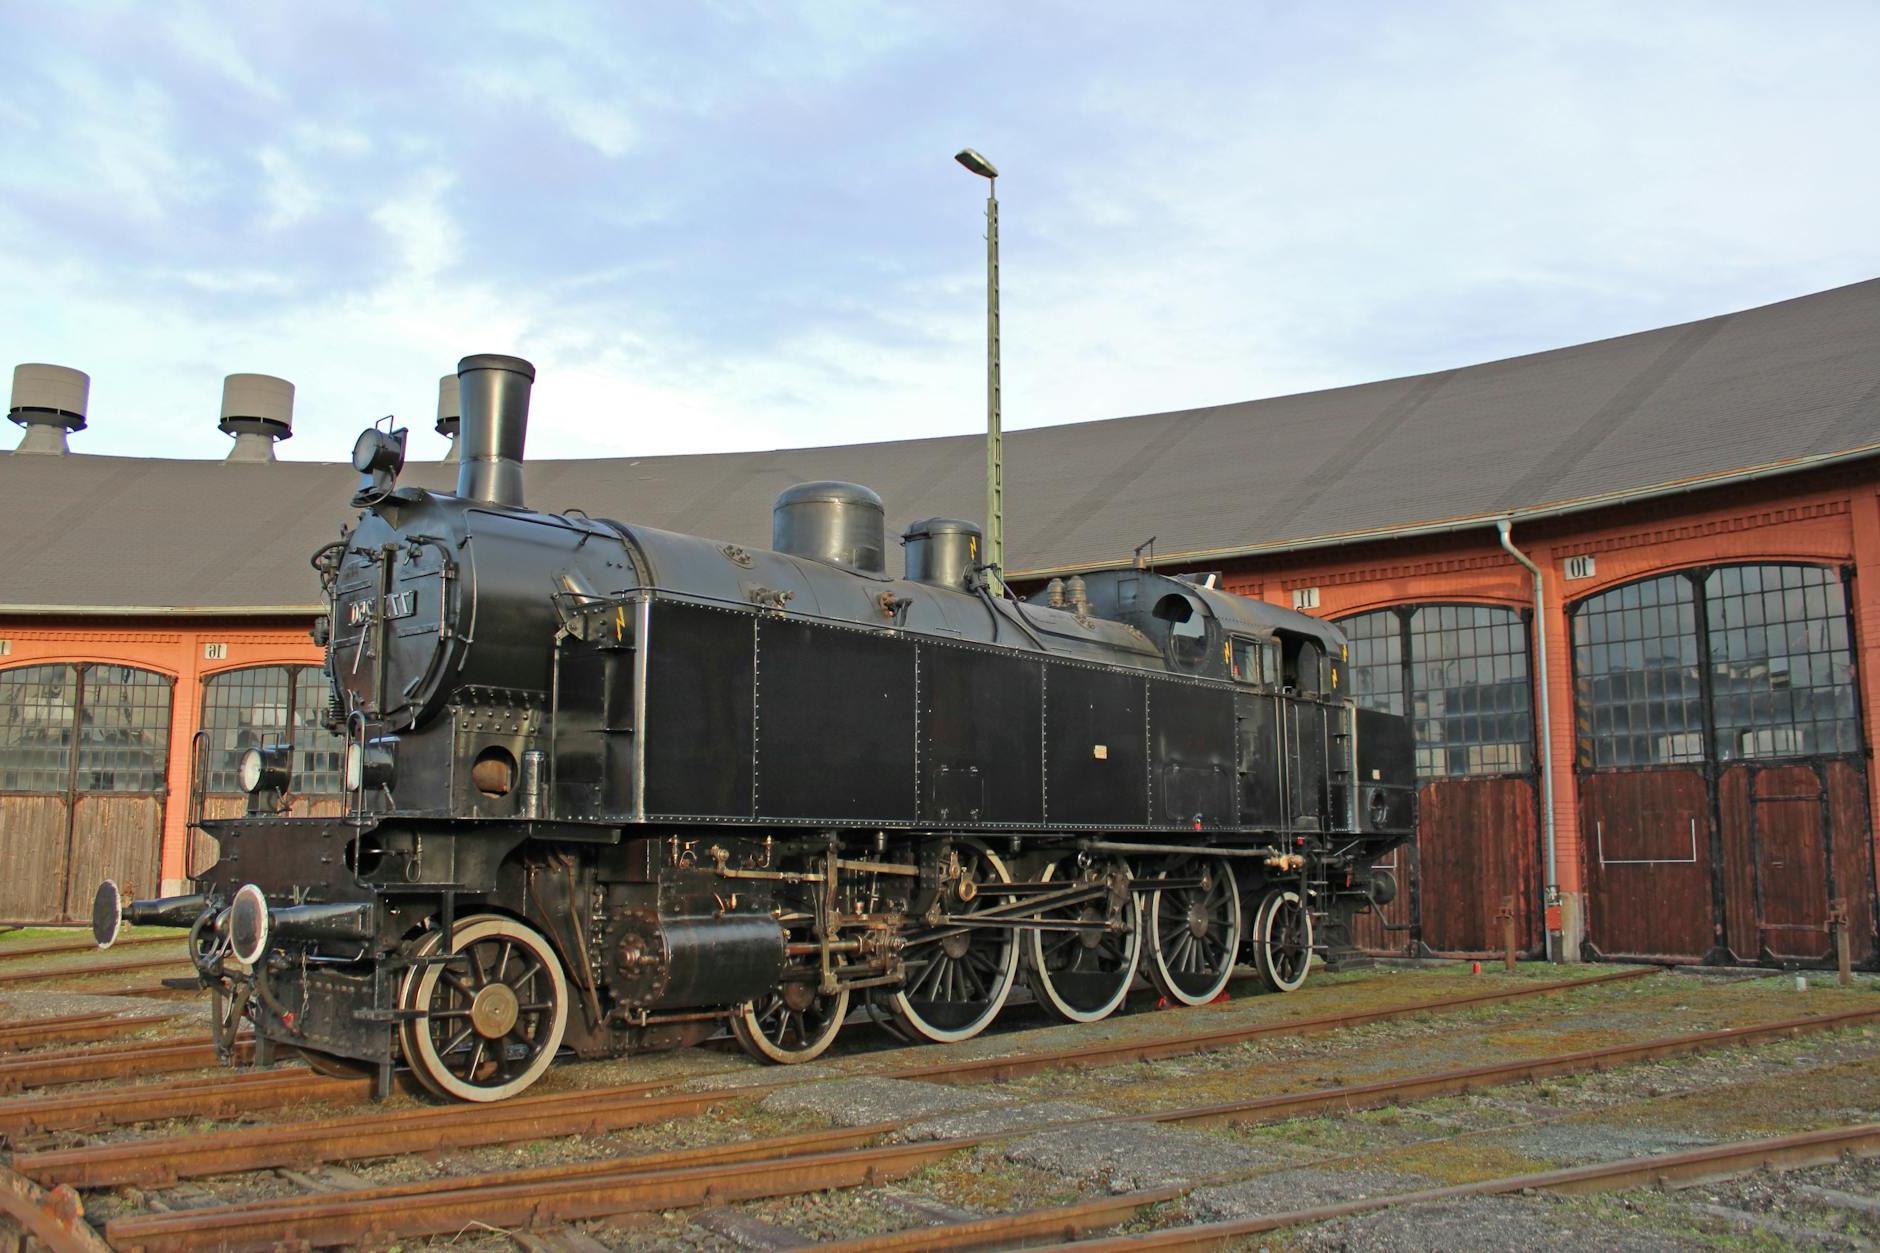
[435, 373, 461, 464]
[456, 354, 534, 507]
[9, 364, 89, 455]
[220, 374, 294, 463]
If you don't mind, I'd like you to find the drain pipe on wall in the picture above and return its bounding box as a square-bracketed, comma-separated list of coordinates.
[1497, 518, 1562, 960]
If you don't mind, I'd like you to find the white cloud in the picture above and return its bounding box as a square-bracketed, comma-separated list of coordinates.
[1, 0, 1876, 472]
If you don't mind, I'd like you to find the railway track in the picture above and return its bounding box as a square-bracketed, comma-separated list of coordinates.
[0, 933, 180, 964]
[0, 965, 1646, 1141]
[0, 1036, 252, 1096]
[8, 966, 1656, 1176]
[0, 1012, 171, 1055]
[0, 1067, 365, 1143]
[899, 964, 1654, 1084]
[1025, 1122, 1880, 1251]
[0, 953, 192, 988]
[72, 1002, 1880, 1249]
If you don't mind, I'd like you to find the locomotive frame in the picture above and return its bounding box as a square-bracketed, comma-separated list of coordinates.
[96, 353, 1416, 1102]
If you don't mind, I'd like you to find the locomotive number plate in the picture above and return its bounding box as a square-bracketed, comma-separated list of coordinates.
[346, 591, 417, 627]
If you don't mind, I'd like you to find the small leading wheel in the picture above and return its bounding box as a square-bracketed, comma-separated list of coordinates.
[1146, 856, 1241, 1006]
[1024, 855, 1141, 1023]
[1252, 887, 1314, 993]
[731, 980, 850, 1064]
[398, 914, 568, 1102]
[887, 842, 1020, 1043]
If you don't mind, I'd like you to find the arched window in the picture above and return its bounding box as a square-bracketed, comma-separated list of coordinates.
[1341, 611, 1404, 716]
[1409, 605, 1532, 777]
[77, 666, 173, 792]
[0, 665, 77, 793]
[1335, 605, 1532, 778]
[1570, 573, 1703, 769]
[1706, 564, 1858, 760]
[200, 666, 343, 797]
[1571, 564, 1858, 770]
[0, 664, 171, 793]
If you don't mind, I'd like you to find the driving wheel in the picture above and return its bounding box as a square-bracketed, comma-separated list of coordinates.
[886, 841, 1020, 1043]
[1145, 856, 1241, 1006]
[1024, 854, 1140, 1023]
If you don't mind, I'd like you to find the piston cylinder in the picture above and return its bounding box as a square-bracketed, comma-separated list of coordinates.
[610, 912, 786, 1009]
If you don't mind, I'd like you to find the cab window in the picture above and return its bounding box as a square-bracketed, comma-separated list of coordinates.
[1230, 637, 1265, 685]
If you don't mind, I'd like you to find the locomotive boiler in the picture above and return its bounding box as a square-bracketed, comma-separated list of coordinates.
[95, 353, 1415, 1101]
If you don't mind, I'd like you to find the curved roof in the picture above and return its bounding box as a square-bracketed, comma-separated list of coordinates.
[3, 278, 1877, 615]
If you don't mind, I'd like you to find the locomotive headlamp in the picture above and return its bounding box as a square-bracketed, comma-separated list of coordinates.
[350, 425, 408, 504]
[351, 427, 406, 476]
[237, 744, 292, 794]
[344, 737, 398, 792]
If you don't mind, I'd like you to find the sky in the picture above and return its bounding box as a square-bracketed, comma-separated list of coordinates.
[2, 1, 1877, 464]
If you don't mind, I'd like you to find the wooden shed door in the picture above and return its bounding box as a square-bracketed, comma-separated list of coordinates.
[1418, 776, 1541, 954]
[0, 664, 171, 924]
[1719, 762, 1875, 965]
[1581, 768, 1713, 961]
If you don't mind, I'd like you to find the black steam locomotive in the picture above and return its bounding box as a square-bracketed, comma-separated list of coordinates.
[95, 354, 1415, 1102]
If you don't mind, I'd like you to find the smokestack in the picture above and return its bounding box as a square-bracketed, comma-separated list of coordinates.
[9, 363, 89, 455]
[455, 354, 534, 507]
[219, 374, 294, 463]
[435, 373, 461, 464]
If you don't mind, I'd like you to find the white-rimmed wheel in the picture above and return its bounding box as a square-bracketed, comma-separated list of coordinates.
[1024, 855, 1141, 1023]
[1145, 856, 1241, 1006]
[398, 915, 568, 1102]
[1251, 887, 1314, 993]
[732, 980, 850, 1064]
[887, 842, 1020, 1043]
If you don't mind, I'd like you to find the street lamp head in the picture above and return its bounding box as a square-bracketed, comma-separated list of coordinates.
[954, 148, 998, 180]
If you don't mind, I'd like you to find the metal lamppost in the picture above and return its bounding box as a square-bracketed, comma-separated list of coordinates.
[955, 147, 1003, 594]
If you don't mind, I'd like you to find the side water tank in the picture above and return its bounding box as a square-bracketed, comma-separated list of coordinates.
[903, 517, 983, 589]
[772, 481, 886, 574]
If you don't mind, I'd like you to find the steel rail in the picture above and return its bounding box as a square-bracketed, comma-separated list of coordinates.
[68, 981, 196, 999]
[105, 1135, 982, 1251]
[814, 1187, 1188, 1252]
[896, 965, 1657, 1084]
[1033, 1123, 1880, 1251]
[0, 1036, 252, 1095]
[0, 1012, 169, 1054]
[0, 933, 180, 963]
[84, 1004, 1880, 1250]
[1143, 1003, 1880, 1130]
[106, 1119, 897, 1241]
[21, 1079, 749, 1188]
[0, 1068, 365, 1142]
[0, 952, 190, 987]
[0, 1163, 112, 1253]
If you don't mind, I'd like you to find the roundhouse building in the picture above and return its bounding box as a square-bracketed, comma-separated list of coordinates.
[3, 280, 1877, 972]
